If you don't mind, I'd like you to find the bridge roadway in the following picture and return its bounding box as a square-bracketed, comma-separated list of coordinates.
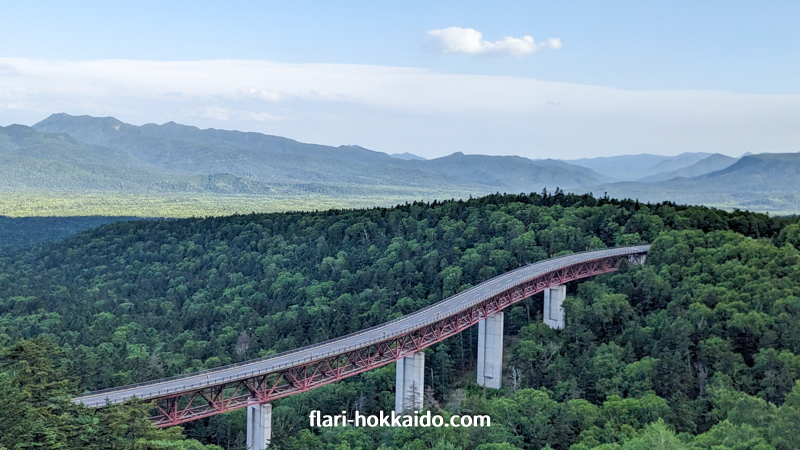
[74, 245, 650, 409]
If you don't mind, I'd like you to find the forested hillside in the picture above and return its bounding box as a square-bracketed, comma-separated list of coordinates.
[0, 216, 136, 251]
[1, 192, 799, 448]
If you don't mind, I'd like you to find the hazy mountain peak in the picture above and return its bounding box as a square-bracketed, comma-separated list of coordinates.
[389, 152, 426, 161]
[645, 152, 712, 172]
[37, 112, 125, 128]
[157, 121, 200, 131]
[568, 152, 713, 181]
[636, 153, 737, 182]
[33, 113, 129, 144]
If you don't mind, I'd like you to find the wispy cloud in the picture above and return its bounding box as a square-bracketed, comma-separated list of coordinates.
[427, 27, 561, 56]
[0, 63, 19, 77]
[193, 106, 284, 122]
[234, 87, 282, 102]
[0, 58, 798, 159]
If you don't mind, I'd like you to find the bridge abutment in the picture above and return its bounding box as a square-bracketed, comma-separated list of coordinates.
[395, 352, 425, 414]
[477, 312, 504, 389]
[543, 285, 566, 329]
[246, 402, 272, 450]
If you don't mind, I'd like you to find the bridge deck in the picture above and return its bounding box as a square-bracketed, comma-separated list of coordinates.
[74, 245, 649, 408]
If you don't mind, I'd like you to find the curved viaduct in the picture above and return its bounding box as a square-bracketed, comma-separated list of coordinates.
[74, 245, 649, 447]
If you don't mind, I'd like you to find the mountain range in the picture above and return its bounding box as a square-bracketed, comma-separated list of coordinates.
[593, 153, 800, 213]
[567, 153, 711, 181]
[636, 153, 738, 183]
[1, 113, 798, 215]
[8, 114, 609, 195]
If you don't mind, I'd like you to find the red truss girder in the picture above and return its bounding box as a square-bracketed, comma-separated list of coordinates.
[151, 253, 638, 427]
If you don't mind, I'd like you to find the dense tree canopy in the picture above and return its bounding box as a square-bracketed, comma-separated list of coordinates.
[0, 192, 798, 448]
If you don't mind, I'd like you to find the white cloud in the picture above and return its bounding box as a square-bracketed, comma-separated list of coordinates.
[192, 106, 284, 122]
[427, 27, 561, 56]
[0, 58, 798, 159]
[195, 106, 232, 121]
[234, 87, 281, 102]
[0, 63, 19, 77]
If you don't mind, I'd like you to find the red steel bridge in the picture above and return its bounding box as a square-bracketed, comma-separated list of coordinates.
[73, 245, 649, 428]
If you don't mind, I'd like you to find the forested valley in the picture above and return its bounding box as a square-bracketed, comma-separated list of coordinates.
[1, 191, 800, 449]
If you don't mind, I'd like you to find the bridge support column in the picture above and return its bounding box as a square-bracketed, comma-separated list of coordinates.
[247, 402, 272, 450]
[477, 312, 504, 389]
[543, 285, 566, 329]
[395, 352, 425, 414]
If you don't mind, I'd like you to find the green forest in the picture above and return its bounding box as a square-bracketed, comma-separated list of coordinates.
[1, 191, 800, 449]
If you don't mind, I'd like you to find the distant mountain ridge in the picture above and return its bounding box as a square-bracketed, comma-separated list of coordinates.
[1, 114, 608, 198]
[637, 153, 738, 182]
[409, 152, 613, 188]
[567, 153, 713, 181]
[3, 113, 797, 215]
[700, 153, 800, 186]
[390, 152, 426, 161]
[645, 153, 713, 175]
[592, 152, 800, 214]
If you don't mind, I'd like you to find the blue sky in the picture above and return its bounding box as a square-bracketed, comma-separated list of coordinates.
[1, 1, 798, 158]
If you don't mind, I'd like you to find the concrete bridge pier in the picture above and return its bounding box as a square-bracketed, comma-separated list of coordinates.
[477, 312, 504, 389]
[543, 285, 566, 329]
[395, 352, 425, 414]
[631, 254, 647, 265]
[246, 402, 272, 450]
